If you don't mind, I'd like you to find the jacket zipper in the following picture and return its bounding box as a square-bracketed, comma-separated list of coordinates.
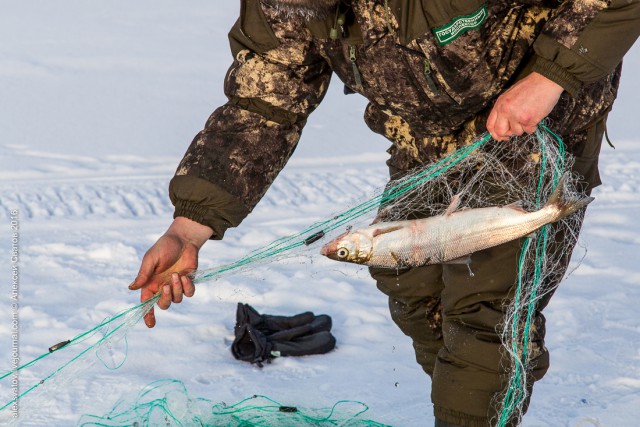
[349, 45, 363, 90]
[383, 0, 395, 35]
[395, 43, 440, 95]
[422, 58, 440, 94]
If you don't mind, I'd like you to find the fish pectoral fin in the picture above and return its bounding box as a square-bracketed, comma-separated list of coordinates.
[444, 255, 472, 265]
[444, 194, 463, 216]
[390, 251, 408, 268]
[372, 225, 403, 238]
[504, 201, 527, 213]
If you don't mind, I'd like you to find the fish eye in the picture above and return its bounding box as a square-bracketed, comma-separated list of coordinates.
[337, 248, 349, 259]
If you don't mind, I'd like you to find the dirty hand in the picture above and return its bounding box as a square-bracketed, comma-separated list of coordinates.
[487, 71, 565, 141]
[129, 217, 213, 328]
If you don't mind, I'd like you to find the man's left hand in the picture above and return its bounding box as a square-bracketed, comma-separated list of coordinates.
[487, 71, 565, 141]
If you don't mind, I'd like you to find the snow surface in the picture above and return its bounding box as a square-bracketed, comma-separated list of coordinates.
[0, 2, 639, 426]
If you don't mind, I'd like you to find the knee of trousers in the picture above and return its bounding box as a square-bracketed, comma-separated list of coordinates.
[431, 312, 551, 421]
[371, 265, 444, 339]
[387, 295, 442, 338]
[386, 296, 444, 376]
[431, 240, 555, 421]
[432, 351, 550, 423]
[371, 265, 444, 373]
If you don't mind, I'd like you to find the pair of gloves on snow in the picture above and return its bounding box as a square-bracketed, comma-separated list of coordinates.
[231, 303, 336, 367]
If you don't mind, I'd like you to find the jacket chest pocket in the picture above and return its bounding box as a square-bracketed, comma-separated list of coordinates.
[390, 0, 487, 45]
[391, 0, 501, 111]
[400, 3, 539, 115]
[398, 42, 462, 107]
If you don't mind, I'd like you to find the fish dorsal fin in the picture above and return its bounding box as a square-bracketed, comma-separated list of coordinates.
[372, 225, 403, 238]
[504, 201, 527, 213]
[444, 194, 462, 216]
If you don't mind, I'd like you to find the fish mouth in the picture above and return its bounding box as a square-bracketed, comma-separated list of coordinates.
[320, 229, 351, 259]
[320, 240, 338, 259]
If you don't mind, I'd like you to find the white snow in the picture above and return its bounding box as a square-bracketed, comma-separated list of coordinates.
[0, 2, 639, 426]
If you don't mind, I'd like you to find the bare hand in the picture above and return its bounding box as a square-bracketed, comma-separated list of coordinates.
[129, 217, 213, 328]
[487, 72, 565, 141]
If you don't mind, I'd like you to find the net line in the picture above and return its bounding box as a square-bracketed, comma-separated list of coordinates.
[495, 125, 571, 426]
[0, 295, 159, 415]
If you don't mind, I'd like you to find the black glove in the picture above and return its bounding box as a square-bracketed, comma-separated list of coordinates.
[231, 303, 336, 367]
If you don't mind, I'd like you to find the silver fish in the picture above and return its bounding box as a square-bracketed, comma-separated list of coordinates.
[320, 173, 593, 269]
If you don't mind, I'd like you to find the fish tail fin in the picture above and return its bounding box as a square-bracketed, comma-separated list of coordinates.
[545, 172, 594, 219]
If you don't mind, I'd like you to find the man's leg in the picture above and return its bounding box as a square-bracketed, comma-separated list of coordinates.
[373, 237, 563, 427]
[371, 265, 445, 377]
[372, 191, 589, 426]
[430, 239, 542, 426]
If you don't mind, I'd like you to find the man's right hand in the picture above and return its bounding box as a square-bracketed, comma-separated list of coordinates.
[486, 71, 564, 141]
[129, 217, 213, 328]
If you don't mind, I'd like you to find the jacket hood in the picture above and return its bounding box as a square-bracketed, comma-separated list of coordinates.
[265, 0, 340, 19]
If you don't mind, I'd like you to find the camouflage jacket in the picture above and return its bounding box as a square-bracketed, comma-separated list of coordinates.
[170, 0, 640, 238]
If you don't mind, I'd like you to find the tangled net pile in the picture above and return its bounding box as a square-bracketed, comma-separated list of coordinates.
[77, 379, 388, 427]
[0, 125, 584, 426]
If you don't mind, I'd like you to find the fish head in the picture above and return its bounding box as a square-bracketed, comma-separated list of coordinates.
[320, 230, 372, 264]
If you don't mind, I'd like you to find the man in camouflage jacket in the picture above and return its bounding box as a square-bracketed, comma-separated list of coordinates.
[130, 0, 640, 425]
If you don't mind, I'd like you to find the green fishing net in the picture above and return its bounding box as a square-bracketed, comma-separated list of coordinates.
[77, 379, 390, 427]
[1, 126, 583, 426]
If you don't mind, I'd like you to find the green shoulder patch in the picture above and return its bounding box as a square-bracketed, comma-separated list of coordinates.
[432, 5, 488, 46]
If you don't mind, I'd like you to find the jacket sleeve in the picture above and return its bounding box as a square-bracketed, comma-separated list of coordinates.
[530, 0, 640, 97]
[169, 0, 332, 239]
